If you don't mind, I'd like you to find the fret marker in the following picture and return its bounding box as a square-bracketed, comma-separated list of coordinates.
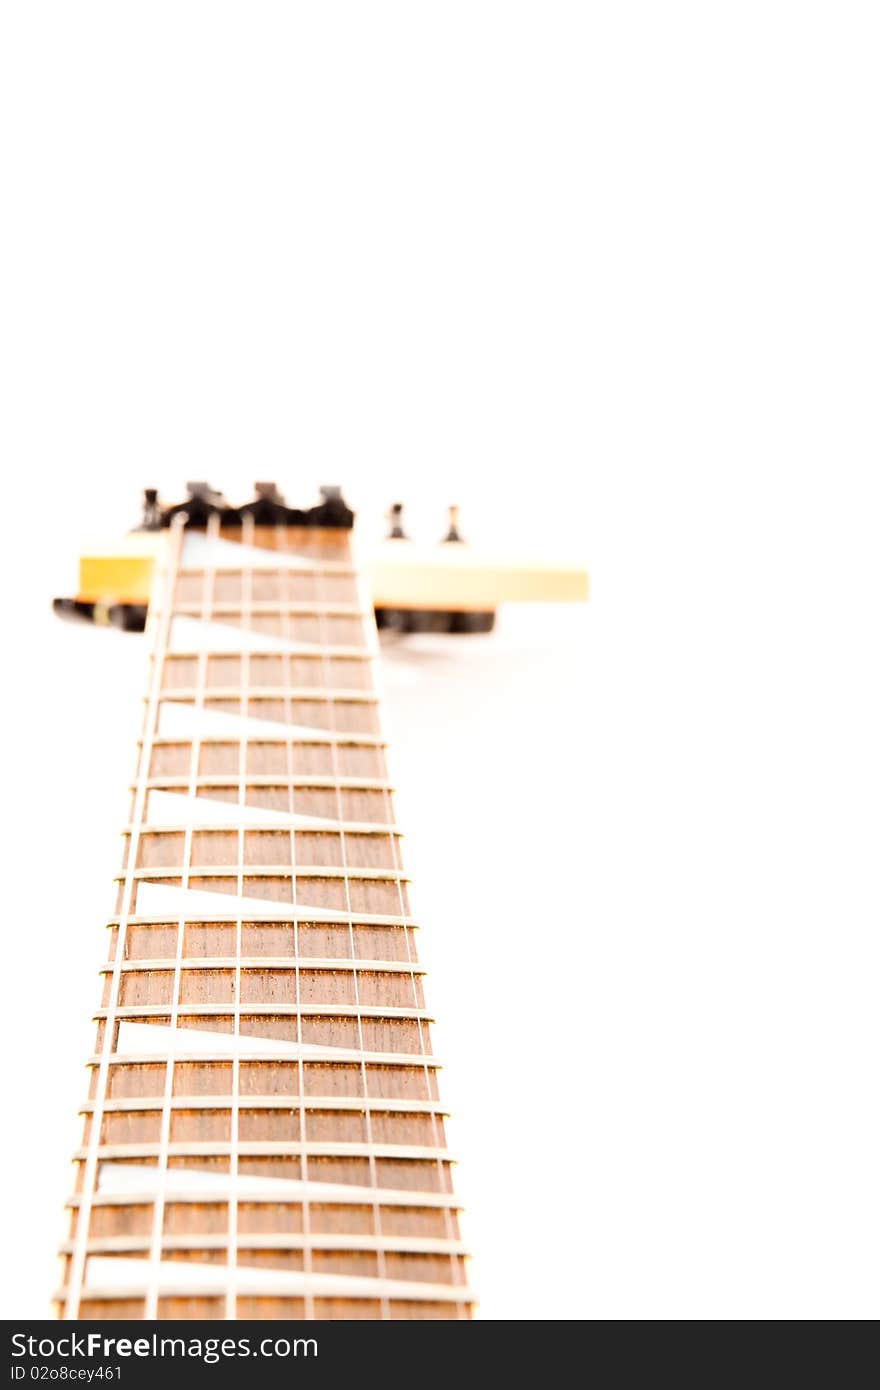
[115, 1021, 368, 1062]
[83, 1255, 467, 1302]
[156, 700, 342, 743]
[145, 789, 290, 828]
[179, 532, 339, 573]
[134, 879, 358, 922]
[96, 1164, 454, 1207]
[144, 789, 344, 830]
[168, 614, 328, 657]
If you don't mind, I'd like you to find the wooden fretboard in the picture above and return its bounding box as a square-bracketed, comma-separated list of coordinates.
[58, 518, 473, 1320]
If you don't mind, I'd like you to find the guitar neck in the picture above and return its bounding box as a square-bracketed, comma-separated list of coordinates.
[59, 517, 473, 1320]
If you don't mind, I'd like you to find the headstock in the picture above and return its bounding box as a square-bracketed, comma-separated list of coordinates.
[53, 482, 588, 633]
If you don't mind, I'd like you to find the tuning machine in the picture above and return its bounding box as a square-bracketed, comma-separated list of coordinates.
[375, 501, 495, 635]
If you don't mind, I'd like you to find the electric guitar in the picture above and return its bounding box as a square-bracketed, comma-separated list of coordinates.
[52, 482, 587, 1321]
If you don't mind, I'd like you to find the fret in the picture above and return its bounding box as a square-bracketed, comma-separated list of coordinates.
[91, 1054, 441, 1083]
[84, 1097, 447, 1115]
[108, 922, 421, 960]
[64, 1238, 469, 1261]
[105, 958, 426, 974]
[123, 865, 410, 884]
[159, 680, 386, 702]
[148, 730, 388, 747]
[58, 510, 472, 1321]
[138, 777, 396, 806]
[73, 1145, 456, 1163]
[98, 1006, 433, 1023]
[107, 975, 427, 1005]
[74, 1186, 462, 1211]
[109, 907, 419, 930]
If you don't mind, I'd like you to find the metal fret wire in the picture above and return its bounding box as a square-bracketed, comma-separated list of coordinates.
[279, 525, 314, 1318]
[145, 511, 218, 1317]
[226, 515, 255, 1311]
[321, 538, 390, 1317]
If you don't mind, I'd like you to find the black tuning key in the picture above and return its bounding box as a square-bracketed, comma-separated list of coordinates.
[139, 488, 162, 531]
[52, 597, 148, 632]
[443, 505, 464, 543]
[387, 502, 407, 539]
[374, 501, 495, 635]
[134, 483, 353, 531]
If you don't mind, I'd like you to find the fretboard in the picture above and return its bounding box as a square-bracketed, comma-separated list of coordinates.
[58, 518, 473, 1320]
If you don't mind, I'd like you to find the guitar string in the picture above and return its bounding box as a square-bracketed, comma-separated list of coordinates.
[278, 521, 314, 1320]
[323, 527, 391, 1318]
[65, 516, 183, 1318]
[144, 509, 219, 1317]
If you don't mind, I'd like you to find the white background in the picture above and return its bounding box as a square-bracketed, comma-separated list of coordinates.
[0, 3, 878, 1320]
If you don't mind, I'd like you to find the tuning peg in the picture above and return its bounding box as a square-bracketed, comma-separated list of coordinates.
[52, 597, 147, 632]
[186, 481, 228, 508]
[443, 505, 464, 543]
[387, 503, 408, 540]
[254, 481, 285, 504]
[139, 488, 161, 531]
